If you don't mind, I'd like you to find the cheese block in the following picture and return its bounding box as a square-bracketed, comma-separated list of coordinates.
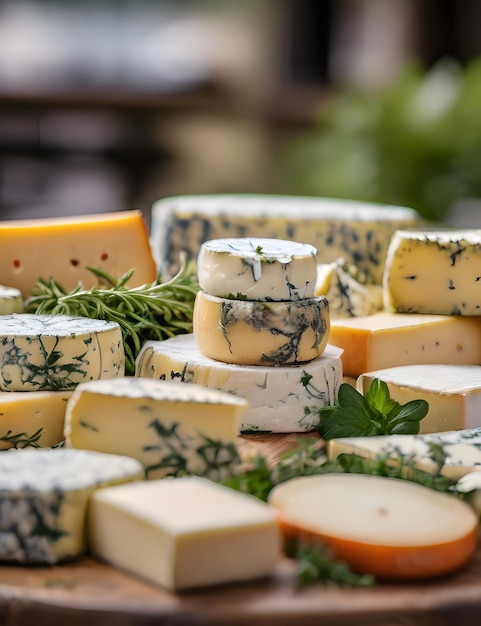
[327, 428, 481, 481]
[0, 314, 124, 391]
[357, 364, 481, 434]
[383, 228, 481, 315]
[151, 194, 420, 284]
[0, 390, 71, 448]
[197, 237, 318, 301]
[88, 476, 281, 590]
[135, 334, 343, 433]
[328, 312, 481, 377]
[0, 448, 144, 564]
[193, 291, 330, 366]
[0, 210, 157, 298]
[0, 286, 23, 315]
[64, 377, 247, 480]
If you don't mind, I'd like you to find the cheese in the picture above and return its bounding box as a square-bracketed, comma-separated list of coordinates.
[327, 428, 481, 481]
[64, 377, 247, 480]
[0, 210, 157, 298]
[328, 312, 481, 377]
[0, 448, 143, 564]
[0, 390, 71, 448]
[197, 237, 318, 301]
[88, 476, 281, 590]
[150, 194, 421, 284]
[383, 228, 481, 315]
[0, 286, 23, 315]
[193, 291, 330, 366]
[135, 334, 343, 433]
[0, 314, 124, 391]
[357, 364, 481, 434]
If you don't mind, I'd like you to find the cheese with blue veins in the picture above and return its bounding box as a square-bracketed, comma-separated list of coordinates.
[135, 334, 343, 433]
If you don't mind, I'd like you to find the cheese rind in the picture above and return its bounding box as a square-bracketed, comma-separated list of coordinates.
[328, 312, 481, 377]
[88, 476, 281, 590]
[135, 334, 343, 433]
[197, 238, 318, 301]
[64, 377, 247, 479]
[0, 314, 125, 391]
[193, 291, 330, 366]
[0, 286, 23, 315]
[0, 448, 144, 564]
[0, 210, 157, 298]
[383, 229, 481, 315]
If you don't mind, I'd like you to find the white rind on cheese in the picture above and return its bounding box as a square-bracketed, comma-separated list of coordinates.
[197, 237, 318, 301]
[0, 314, 125, 391]
[0, 286, 23, 315]
[135, 334, 343, 433]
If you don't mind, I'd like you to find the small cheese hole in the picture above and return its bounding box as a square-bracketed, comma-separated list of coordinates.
[101, 253, 108, 261]
[70, 259, 79, 267]
[13, 259, 20, 268]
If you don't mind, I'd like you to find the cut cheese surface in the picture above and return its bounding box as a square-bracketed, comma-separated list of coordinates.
[0, 390, 71, 448]
[0, 314, 125, 391]
[0, 286, 23, 315]
[0, 448, 143, 564]
[193, 291, 330, 366]
[135, 334, 343, 433]
[384, 228, 481, 315]
[328, 312, 481, 377]
[0, 210, 157, 298]
[268, 474, 477, 579]
[357, 364, 481, 433]
[88, 476, 281, 590]
[64, 377, 247, 480]
[197, 237, 318, 301]
[151, 194, 420, 284]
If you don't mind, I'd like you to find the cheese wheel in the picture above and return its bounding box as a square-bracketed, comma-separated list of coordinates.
[0, 313, 124, 391]
[193, 291, 330, 366]
[268, 474, 478, 579]
[197, 237, 318, 301]
[88, 476, 281, 591]
[0, 285, 23, 315]
[135, 334, 343, 433]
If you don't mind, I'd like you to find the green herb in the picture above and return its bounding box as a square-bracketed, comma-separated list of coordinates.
[317, 379, 428, 440]
[0, 427, 43, 448]
[25, 255, 200, 375]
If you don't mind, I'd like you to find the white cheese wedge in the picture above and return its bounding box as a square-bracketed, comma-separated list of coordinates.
[327, 428, 481, 481]
[151, 194, 420, 284]
[0, 390, 71, 448]
[383, 228, 481, 315]
[357, 364, 481, 433]
[0, 210, 157, 298]
[328, 312, 481, 377]
[0, 285, 23, 315]
[64, 377, 247, 480]
[0, 314, 125, 391]
[88, 476, 281, 590]
[0, 448, 144, 564]
[193, 291, 330, 366]
[135, 334, 343, 433]
[197, 237, 318, 301]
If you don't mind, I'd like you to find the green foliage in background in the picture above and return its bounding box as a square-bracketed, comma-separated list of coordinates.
[275, 57, 481, 223]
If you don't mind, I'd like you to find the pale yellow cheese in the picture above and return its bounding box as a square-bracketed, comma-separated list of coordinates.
[88, 476, 281, 590]
[0, 285, 23, 314]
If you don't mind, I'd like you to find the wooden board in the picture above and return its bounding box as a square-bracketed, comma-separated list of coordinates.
[1, 433, 481, 626]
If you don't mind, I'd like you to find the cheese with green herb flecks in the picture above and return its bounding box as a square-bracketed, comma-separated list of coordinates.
[64, 377, 247, 480]
[197, 237, 318, 301]
[0, 448, 143, 564]
[150, 195, 420, 284]
[0, 286, 23, 315]
[135, 334, 342, 433]
[0, 314, 125, 391]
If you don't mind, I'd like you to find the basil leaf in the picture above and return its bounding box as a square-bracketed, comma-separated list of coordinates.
[365, 379, 398, 416]
[387, 400, 429, 434]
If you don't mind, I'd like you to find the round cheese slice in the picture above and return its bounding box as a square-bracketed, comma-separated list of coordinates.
[193, 291, 330, 366]
[268, 474, 478, 580]
[0, 313, 125, 391]
[135, 333, 343, 433]
[197, 237, 318, 301]
[0, 285, 23, 315]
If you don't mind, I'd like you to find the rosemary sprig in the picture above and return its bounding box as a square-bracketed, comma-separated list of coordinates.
[25, 255, 200, 375]
[0, 428, 43, 448]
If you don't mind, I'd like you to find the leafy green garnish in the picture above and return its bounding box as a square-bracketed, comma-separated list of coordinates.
[317, 379, 428, 439]
[0, 427, 43, 448]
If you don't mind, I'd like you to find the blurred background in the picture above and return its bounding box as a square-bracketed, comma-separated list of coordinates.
[1, 0, 481, 226]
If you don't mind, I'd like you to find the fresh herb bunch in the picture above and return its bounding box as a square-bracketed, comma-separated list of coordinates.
[25, 255, 200, 375]
[317, 379, 428, 440]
